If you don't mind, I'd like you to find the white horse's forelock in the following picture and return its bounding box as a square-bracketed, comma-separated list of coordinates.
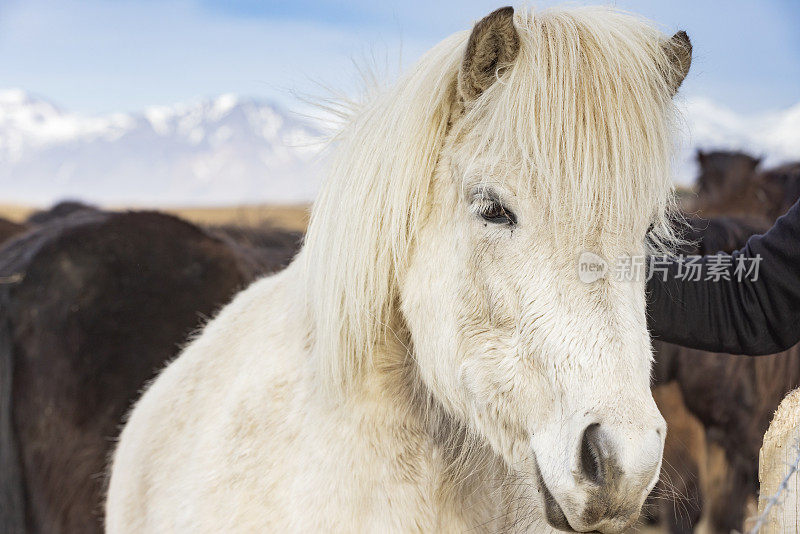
[301, 6, 683, 396]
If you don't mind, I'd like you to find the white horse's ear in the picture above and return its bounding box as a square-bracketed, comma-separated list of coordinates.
[662, 30, 692, 96]
[458, 6, 520, 102]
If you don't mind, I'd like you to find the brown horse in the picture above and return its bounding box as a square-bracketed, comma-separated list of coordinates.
[0, 209, 299, 534]
[645, 382, 707, 534]
[691, 149, 800, 222]
[691, 150, 762, 214]
[760, 161, 800, 218]
[652, 151, 800, 533]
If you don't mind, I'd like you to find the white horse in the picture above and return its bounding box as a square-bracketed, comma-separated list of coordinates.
[106, 6, 692, 532]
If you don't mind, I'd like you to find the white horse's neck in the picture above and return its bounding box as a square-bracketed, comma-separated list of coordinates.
[299, 295, 516, 530]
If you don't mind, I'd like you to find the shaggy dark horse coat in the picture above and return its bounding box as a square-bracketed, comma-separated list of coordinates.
[0, 209, 299, 534]
[651, 151, 800, 533]
[0, 219, 26, 247]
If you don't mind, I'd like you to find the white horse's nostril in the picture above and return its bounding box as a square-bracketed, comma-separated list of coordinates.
[579, 423, 608, 485]
[565, 421, 665, 531]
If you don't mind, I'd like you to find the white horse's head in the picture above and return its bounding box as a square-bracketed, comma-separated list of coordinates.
[304, 6, 691, 532]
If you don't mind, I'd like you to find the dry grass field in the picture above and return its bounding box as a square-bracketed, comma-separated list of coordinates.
[1, 187, 695, 234]
[0, 204, 36, 222]
[0, 203, 311, 232]
[165, 204, 310, 231]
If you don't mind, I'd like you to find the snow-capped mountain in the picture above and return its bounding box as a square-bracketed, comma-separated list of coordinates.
[0, 88, 798, 206]
[0, 89, 325, 205]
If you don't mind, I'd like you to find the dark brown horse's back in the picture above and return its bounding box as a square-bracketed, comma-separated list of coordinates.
[25, 201, 99, 226]
[680, 214, 771, 255]
[0, 210, 298, 533]
[0, 218, 26, 247]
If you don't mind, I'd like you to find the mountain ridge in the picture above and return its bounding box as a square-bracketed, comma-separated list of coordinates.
[1, 89, 797, 206]
[0, 89, 325, 205]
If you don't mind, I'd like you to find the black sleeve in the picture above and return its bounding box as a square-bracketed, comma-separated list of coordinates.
[646, 198, 800, 355]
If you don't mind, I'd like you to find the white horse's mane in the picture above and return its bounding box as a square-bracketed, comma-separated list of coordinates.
[301, 6, 683, 395]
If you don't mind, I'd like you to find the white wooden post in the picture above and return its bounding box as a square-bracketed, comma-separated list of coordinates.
[755, 388, 800, 533]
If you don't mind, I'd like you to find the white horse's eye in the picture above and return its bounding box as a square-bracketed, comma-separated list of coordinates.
[477, 199, 517, 225]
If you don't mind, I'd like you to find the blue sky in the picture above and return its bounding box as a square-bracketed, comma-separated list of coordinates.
[1, 0, 798, 115]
